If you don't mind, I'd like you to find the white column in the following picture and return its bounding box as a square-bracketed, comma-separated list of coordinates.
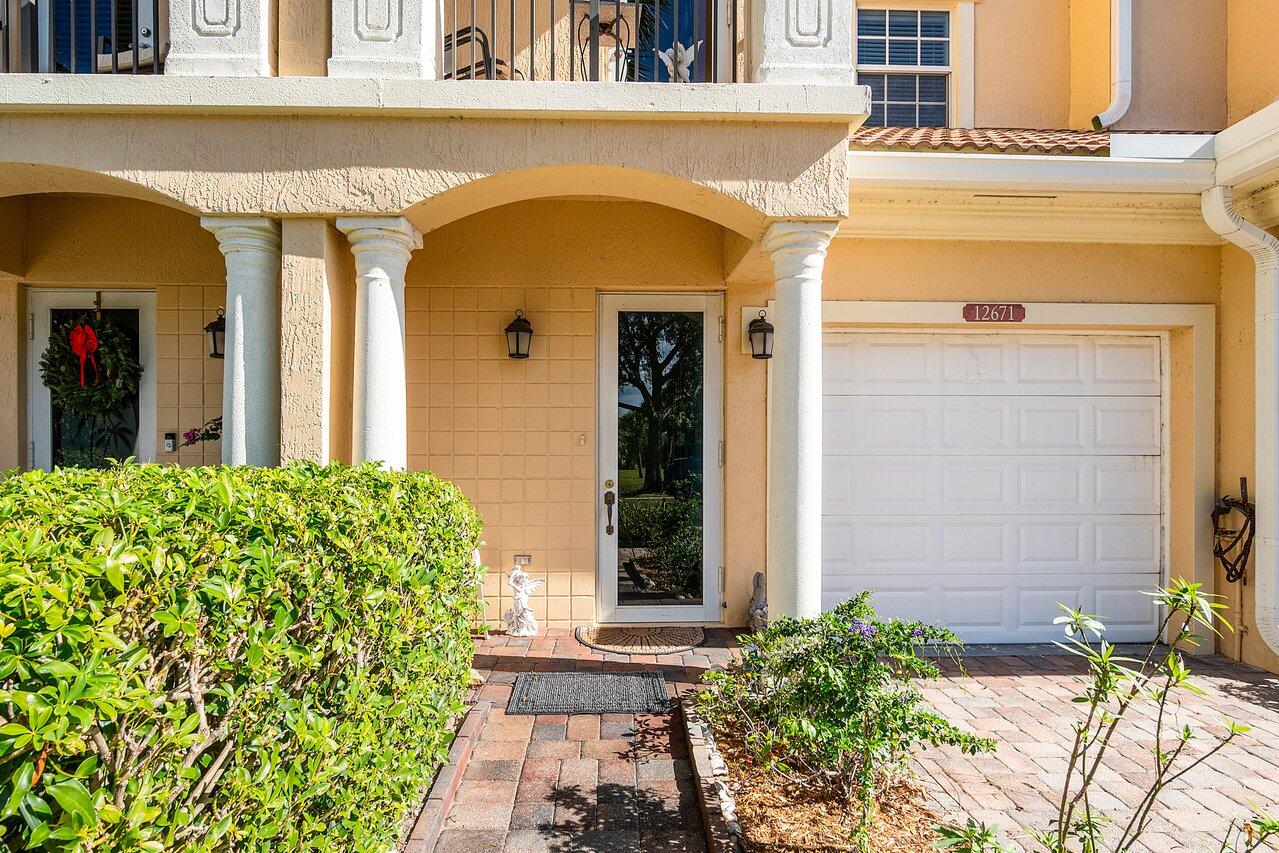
[166, 0, 274, 76]
[764, 221, 837, 620]
[202, 218, 282, 467]
[751, 0, 853, 85]
[329, 0, 439, 78]
[337, 217, 422, 469]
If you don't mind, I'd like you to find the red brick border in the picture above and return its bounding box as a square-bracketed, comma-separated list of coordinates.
[399, 700, 492, 852]
[679, 694, 745, 853]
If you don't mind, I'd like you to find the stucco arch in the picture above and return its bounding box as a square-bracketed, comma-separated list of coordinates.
[0, 163, 197, 214]
[402, 165, 771, 239]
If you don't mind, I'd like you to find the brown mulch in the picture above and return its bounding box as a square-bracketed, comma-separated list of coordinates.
[713, 729, 942, 853]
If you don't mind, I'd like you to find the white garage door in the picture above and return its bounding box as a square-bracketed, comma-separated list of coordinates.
[821, 332, 1164, 643]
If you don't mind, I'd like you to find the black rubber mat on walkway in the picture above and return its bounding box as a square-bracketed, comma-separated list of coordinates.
[505, 671, 669, 715]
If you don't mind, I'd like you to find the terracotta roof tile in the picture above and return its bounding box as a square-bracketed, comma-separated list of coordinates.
[851, 127, 1112, 156]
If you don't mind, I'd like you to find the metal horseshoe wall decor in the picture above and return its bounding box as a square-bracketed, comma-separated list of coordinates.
[1212, 477, 1256, 585]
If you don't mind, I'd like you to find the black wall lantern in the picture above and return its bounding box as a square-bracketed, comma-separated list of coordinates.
[205, 307, 226, 360]
[747, 310, 774, 359]
[505, 309, 533, 359]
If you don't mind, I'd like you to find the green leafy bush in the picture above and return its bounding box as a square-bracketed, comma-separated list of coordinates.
[697, 594, 994, 849]
[0, 462, 484, 851]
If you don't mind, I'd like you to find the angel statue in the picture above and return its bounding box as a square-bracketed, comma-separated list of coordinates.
[503, 567, 544, 637]
[658, 40, 702, 83]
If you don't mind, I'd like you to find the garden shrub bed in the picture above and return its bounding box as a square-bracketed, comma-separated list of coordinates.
[0, 462, 483, 852]
[696, 594, 993, 853]
[711, 726, 940, 852]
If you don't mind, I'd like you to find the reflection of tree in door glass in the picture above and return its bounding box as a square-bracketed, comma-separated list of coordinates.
[616, 311, 704, 606]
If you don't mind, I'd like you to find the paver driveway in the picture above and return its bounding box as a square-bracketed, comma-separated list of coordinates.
[919, 653, 1279, 853]
[429, 630, 1279, 852]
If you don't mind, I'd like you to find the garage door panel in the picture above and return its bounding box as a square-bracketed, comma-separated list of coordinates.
[823, 516, 1160, 575]
[823, 334, 1161, 397]
[826, 396, 1161, 455]
[822, 331, 1163, 644]
[819, 574, 1161, 643]
[823, 456, 1159, 515]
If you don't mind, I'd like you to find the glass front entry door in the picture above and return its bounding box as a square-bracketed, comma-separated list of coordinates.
[597, 293, 723, 623]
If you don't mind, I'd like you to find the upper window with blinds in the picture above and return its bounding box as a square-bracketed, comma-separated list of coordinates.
[857, 9, 950, 128]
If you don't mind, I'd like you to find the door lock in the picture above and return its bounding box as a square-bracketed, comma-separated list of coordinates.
[603, 490, 616, 535]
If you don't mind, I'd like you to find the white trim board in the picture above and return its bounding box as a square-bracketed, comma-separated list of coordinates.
[26, 289, 158, 470]
[0, 75, 871, 124]
[842, 192, 1216, 245]
[848, 150, 1218, 195]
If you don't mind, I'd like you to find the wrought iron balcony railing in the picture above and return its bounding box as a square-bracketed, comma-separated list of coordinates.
[441, 0, 740, 82]
[1, 0, 164, 73]
[0, 0, 740, 81]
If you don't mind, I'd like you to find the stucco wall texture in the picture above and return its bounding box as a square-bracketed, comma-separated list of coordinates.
[403, 199, 754, 628]
[0, 189, 1272, 674]
[390, 198, 1223, 633]
[1227, 0, 1279, 124]
[975, 0, 1071, 130]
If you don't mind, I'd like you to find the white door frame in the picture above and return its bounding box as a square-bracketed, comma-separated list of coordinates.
[26, 289, 158, 470]
[597, 292, 724, 624]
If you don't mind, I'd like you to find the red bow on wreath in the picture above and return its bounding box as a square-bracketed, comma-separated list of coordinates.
[69, 324, 100, 387]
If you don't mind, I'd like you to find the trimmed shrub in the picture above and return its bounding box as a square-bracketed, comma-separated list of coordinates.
[0, 462, 484, 852]
[697, 594, 994, 847]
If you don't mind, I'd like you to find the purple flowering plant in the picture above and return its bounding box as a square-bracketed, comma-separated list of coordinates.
[697, 592, 993, 849]
[181, 415, 222, 447]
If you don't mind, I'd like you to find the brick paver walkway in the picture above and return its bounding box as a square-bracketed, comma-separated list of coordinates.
[432, 632, 1279, 853]
[431, 629, 736, 853]
[919, 653, 1279, 853]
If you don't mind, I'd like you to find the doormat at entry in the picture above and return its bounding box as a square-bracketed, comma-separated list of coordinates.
[505, 671, 670, 715]
[574, 625, 706, 656]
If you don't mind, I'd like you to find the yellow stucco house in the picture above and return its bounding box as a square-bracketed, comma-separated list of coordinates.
[3, 0, 1279, 672]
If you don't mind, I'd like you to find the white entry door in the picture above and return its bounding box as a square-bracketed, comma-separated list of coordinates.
[821, 332, 1165, 643]
[27, 290, 157, 470]
[597, 293, 724, 623]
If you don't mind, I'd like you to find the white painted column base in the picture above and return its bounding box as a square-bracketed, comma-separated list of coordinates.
[763, 221, 837, 620]
[202, 217, 282, 467]
[337, 217, 422, 469]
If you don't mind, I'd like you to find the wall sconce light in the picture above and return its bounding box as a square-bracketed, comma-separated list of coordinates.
[205, 308, 226, 359]
[747, 310, 774, 359]
[505, 309, 533, 359]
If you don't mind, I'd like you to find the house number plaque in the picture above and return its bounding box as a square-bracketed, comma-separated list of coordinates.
[963, 303, 1026, 323]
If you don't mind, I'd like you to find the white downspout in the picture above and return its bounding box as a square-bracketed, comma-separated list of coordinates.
[1092, 0, 1133, 130]
[1202, 185, 1279, 657]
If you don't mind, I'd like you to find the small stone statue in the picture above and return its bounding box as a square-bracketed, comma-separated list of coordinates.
[502, 567, 543, 637]
[747, 571, 767, 633]
[658, 40, 702, 83]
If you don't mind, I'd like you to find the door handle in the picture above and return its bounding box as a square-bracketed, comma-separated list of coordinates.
[603, 490, 616, 535]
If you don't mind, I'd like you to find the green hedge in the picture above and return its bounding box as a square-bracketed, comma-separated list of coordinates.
[0, 462, 484, 852]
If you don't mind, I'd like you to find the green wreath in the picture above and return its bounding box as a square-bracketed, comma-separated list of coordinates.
[39, 313, 143, 424]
